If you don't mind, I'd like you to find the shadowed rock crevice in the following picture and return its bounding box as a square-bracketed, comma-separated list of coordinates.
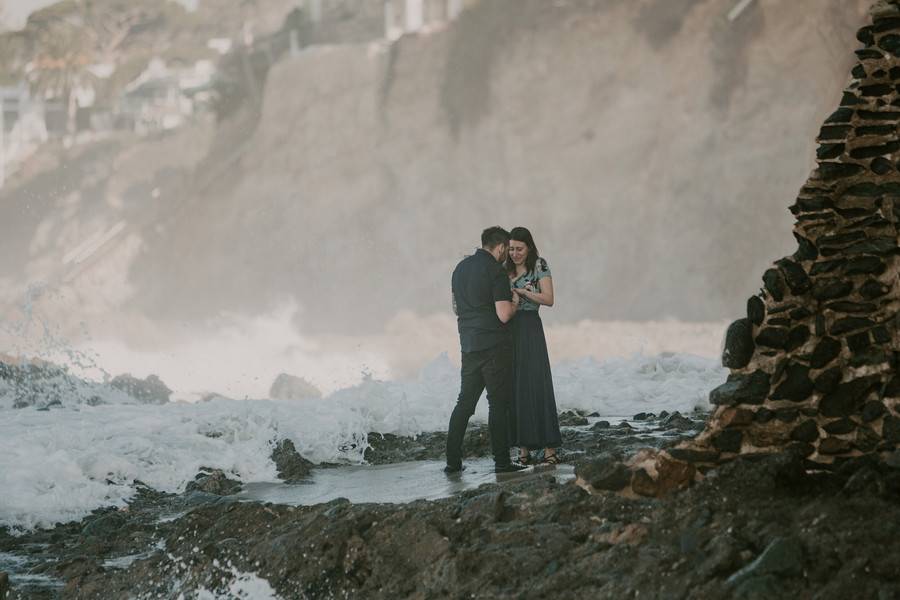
[440, 0, 528, 137]
[633, 0, 705, 49]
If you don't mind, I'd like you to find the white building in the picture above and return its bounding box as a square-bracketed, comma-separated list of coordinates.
[0, 82, 48, 187]
[119, 58, 214, 134]
[384, 0, 468, 40]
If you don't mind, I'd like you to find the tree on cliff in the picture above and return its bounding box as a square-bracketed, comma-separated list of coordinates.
[24, 3, 96, 136]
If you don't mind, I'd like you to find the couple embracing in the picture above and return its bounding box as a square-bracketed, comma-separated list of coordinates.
[445, 226, 562, 474]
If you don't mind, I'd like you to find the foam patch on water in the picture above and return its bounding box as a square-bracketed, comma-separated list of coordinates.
[0, 352, 724, 532]
[192, 568, 281, 600]
[553, 352, 724, 416]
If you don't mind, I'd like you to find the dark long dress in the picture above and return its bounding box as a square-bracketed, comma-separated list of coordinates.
[509, 259, 562, 449]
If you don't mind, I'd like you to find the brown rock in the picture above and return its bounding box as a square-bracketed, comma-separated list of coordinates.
[818, 437, 853, 455]
[743, 421, 792, 448]
[630, 468, 658, 497]
[719, 407, 755, 428]
[654, 453, 696, 495]
[594, 523, 648, 546]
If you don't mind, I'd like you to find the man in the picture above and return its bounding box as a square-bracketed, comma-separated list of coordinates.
[446, 226, 527, 474]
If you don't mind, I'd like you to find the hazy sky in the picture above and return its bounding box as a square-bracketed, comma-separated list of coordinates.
[0, 0, 55, 30]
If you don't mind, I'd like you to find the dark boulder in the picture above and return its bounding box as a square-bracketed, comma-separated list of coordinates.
[575, 454, 630, 491]
[884, 415, 900, 444]
[756, 327, 789, 349]
[814, 367, 843, 394]
[810, 337, 842, 369]
[790, 420, 819, 443]
[662, 412, 696, 431]
[770, 364, 814, 402]
[186, 469, 242, 496]
[712, 429, 743, 454]
[812, 279, 853, 301]
[861, 401, 886, 422]
[271, 439, 314, 482]
[793, 233, 818, 260]
[82, 512, 128, 538]
[819, 376, 881, 418]
[775, 259, 811, 294]
[860, 279, 890, 299]
[710, 372, 771, 406]
[722, 319, 754, 368]
[558, 410, 589, 427]
[786, 326, 810, 352]
[818, 437, 852, 455]
[726, 537, 804, 591]
[831, 317, 875, 335]
[844, 256, 886, 275]
[762, 269, 785, 301]
[822, 418, 856, 435]
[824, 301, 877, 313]
[110, 373, 172, 404]
[747, 296, 765, 325]
[846, 331, 872, 354]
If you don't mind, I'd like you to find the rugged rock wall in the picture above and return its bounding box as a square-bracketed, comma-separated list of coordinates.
[698, 0, 900, 467]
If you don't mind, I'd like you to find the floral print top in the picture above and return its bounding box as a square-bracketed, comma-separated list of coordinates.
[511, 258, 551, 312]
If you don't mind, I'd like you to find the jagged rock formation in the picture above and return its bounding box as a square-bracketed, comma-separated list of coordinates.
[268, 372, 322, 401]
[690, 0, 900, 469]
[109, 373, 172, 404]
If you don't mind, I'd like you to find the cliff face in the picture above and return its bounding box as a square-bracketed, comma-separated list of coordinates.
[0, 0, 872, 337]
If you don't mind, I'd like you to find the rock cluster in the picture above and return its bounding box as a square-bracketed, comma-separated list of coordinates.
[270, 438, 314, 482]
[692, 1, 900, 468]
[268, 373, 322, 401]
[31, 452, 900, 599]
[109, 373, 171, 404]
[185, 468, 242, 496]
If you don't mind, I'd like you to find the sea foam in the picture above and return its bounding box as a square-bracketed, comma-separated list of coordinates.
[0, 351, 724, 532]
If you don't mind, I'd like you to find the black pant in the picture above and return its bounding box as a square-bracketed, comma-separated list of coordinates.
[446, 340, 513, 468]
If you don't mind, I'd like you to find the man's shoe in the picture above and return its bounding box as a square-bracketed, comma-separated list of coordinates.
[444, 464, 466, 474]
[494, 463, 528, 474]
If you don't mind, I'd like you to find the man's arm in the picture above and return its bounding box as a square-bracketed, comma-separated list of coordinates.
[492, 266, 517, 323]
[495, 298, 517, 323]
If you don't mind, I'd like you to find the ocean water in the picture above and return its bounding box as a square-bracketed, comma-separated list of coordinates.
[0, 351, 725, 533]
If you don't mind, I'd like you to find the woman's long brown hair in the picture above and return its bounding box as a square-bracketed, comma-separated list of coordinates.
[505, 226, 539, 277]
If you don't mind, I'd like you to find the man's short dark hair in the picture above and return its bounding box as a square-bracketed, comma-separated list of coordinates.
[481, 226, 510, 249]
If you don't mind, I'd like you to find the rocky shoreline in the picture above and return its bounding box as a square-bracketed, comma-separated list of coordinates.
[2, 412, 900, 598]
[4, 397, 895, 599]
[6, 435, 900, 598]
[0, 411, 707, 599]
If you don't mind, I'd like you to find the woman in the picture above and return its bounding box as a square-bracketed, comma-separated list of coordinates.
[506, 227, 562, 465]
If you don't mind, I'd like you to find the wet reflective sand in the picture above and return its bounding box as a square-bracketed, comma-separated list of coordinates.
[236, 458, 575, 506]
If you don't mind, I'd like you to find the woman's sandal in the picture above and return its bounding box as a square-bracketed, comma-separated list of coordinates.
[542, 452, 561, 465]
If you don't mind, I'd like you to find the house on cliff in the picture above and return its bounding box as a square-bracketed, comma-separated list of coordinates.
[0, 81, 47, 186]
[295, 0, 475, 43]
[118, 58, 215, 134]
